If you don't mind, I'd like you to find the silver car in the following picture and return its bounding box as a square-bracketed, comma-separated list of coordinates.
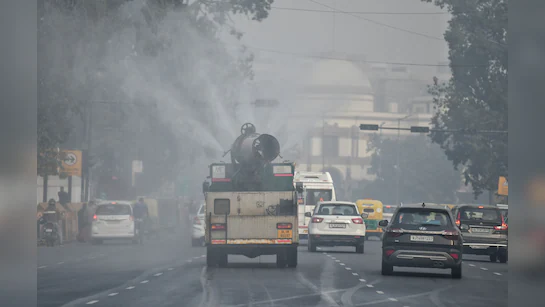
[191, 204, 205, 247]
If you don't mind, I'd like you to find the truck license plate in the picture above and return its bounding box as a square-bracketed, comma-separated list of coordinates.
[329, 223, 346, 229]
[278, 230, 292, 239]
[410, 235, 433, 242]
[45, 229, 53, 233]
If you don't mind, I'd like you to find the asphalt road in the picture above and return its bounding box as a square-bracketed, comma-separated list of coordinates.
[39, 236, 507, 307]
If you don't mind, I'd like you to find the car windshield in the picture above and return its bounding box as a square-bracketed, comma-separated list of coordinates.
[317, 204, 359, 216]
[459, 207, 501, 222]
[304, 189, 333, 206]
[383, 206, 397, 214]
[96, 204, 131, 215]
[392, 209, 452, 228]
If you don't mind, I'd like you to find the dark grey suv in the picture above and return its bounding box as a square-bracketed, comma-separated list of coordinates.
[452, 204, 508, 263]
[379, 203, 463, 278]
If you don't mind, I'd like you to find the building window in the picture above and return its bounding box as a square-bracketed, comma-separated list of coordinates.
[322, 136, 339, 158]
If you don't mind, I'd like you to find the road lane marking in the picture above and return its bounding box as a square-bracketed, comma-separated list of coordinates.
[168, 268, 174, 271]
[332, 257, 337, 260]
[366, 284, 374, 288]
[228, 288, 350, 307]
[494, 272, 502, 275]
[480, 267, 488, 271]
[187, 260, 192, 263]
[126, 286, 135, 290]
[345, 267, 351, 270]
[335, 260, 340, 262]
[296, 272, 341, 307]
[352, 273, 359, 276]
[359, 279, 366, 282]
[376, 291, 384, 294]
[469, 264, 475, 267]
[154, 273, 163, 276]
[389, 298, 398, 301]
[57, 262, 64, 265]
[38, 266, 47, 269]
[140, 280, 149, 284]
[193, 256, 200, 259]
[354, 285, 453, 306]
[340, 263, 345, 266]
[323, 252, 327, 254]
[86, 300, 99, 305]
[108, 293, 118, 297]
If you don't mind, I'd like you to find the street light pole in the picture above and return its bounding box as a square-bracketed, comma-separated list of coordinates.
[396, 115, 412, 205]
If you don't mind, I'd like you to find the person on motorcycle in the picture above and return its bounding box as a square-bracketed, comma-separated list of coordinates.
[133, 198, 149, 236]
[42, 199, 63, 245]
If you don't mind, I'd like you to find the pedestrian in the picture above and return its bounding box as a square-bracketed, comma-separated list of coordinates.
[58, 187, 70, 208]
[77, 203, 89, 242]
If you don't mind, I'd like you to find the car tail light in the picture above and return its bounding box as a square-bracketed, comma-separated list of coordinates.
[211, 223, 226, 230]
[494, 215, 508, 231]
[93, 214, 97, 221]
[449, 252, 460, 260]
[193, 216, 201, 225]
[442, 231, 460, 241]
[129, 215, 134, 221]
[384, 249, 395, 257]
[352, 218, 364, 224]
[277, 223, 292, 229]
[312, 217, 323, 223]
[386, 228, 403, 237]
[455, 211, 461, 227]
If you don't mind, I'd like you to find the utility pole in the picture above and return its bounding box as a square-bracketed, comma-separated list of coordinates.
[395, 115, 412, 205]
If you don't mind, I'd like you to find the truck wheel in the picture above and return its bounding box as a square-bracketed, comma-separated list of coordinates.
[356, 243, 364, 254]
[276, 251, 287, 268]
[206, 248, 217, 267]
[489, 254, 497, 262]
[498, 253, 508, 263]
[287, 247, 298, 268]
[218, 253, 228, 267]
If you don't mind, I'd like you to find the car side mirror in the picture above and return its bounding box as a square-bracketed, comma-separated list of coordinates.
[296, 182, 304, 193]
[361, 212, 369, 219]
[304, 212, 312, 218]
[378, 220, 388, 227]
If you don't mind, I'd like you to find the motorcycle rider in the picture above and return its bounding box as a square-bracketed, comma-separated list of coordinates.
[133, 197, 149, 237]
[42, 199, 63, 245]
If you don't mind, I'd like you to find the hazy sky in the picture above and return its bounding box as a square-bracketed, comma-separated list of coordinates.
[230, 0, 451, 79]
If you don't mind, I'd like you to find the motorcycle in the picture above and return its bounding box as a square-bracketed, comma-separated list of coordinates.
[43, 222, 58, 247]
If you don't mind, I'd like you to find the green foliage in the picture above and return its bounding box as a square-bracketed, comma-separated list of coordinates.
[362, 134, 462, 204]
[422, 0, 507, 197]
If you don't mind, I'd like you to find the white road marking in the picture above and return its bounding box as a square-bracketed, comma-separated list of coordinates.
[154, 273, 163, 276]
[494, 272, 502, 275]
[323, 252, 327, 254]
[86, 300, 99, 305]
[345, 267, 351, 270]
[332, 257, 337, 260]
[126, 286, 135, 290]
[38, 266, 47, 269]
[340, 263, 345, 266]
[469, 264, 475, 267]
[187, 260, 192, 263]
[193, 256, 200, 259]
[376, 291, 384, 294]
[359, 279, 366, 282]
[389, 298, 398, 301]
[108, 293, 118, 297]
[480, 267, 488, 271]
[367, 284, 374, 288]
[168, 268, 174, 271]
[140, 280, 149, 284]
[335, 260, 340, 262]
[352, 273, 359, 276]
[57, 262, 64, 265]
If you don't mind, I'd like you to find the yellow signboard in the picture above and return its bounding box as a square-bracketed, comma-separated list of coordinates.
[498, 176, 508, 196]
[60, 150, 82, 177]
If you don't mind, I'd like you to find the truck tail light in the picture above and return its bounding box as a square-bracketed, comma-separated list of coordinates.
[211, 223, 226, 230]
[312, 217, 323, 223]
[277, 223, 292, 229]
[351, 218, 364, 224]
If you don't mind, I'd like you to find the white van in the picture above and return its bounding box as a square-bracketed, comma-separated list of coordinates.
[293, 171, 336, 240]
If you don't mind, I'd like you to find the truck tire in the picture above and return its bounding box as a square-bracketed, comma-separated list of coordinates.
[206, 248, 217, 267]
[276, 251, 287, 268]
[218, 253, 228, 267]
[287, 247, 298, 268]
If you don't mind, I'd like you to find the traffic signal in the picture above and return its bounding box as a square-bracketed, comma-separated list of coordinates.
[359, 124, 379, 131]
[410, 126, 430, 133]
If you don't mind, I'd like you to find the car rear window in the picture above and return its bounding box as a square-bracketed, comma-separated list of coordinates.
[317, 204, 359, 216]
[96, 204, 131, 215]
[392, 209, 452, 228]
[459, 207, 501, 222]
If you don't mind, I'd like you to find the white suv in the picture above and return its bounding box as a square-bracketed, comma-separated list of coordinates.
[91, 201, 136, 244]
[306, 201, 368, 253]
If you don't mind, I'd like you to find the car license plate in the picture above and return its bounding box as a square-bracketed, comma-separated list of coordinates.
[329, 223, 346, 229]
[278, 230, 292, 239]
[45, 229, 53, 233]
[410, 235, 433, 242]
[470, 245, 488, 249]
[471, 228, 489, 233]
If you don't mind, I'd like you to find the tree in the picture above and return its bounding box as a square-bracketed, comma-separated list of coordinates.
[422, 0, 507, 197]
[362, 134, 462, 204]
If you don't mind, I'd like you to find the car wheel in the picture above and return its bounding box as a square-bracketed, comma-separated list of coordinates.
[308, 238, 317, 252]
[381, 260, 393, 275]
[451, 264, 462, 279]
[489, 254, 497, 262]
[356, 243, 364, 254]
[498, 253, 508, 263]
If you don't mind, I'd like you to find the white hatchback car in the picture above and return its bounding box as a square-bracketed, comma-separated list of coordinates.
[306, 201, 368, 253]
[191, 204, 205, 246]
[91, 201, 136, 244]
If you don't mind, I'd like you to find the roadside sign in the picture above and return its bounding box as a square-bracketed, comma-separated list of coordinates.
[498, 176, 508, 196]
[132, 160, 143, 173]
[60, 150, 82, 177]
